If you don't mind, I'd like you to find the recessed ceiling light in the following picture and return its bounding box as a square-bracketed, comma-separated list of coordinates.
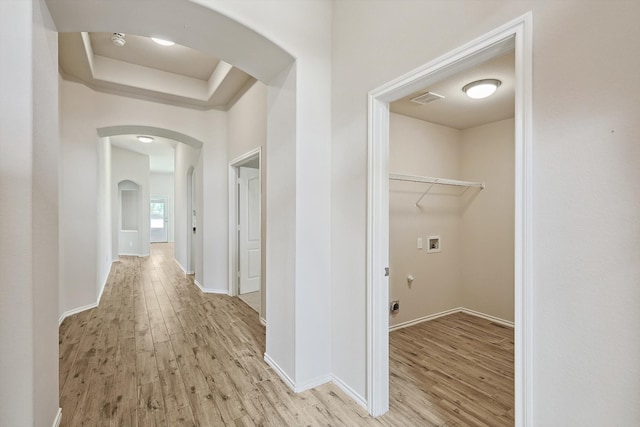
[137, 136, 154, 143]
[151, 37, 175, 46]
[462, 79, 502, 99]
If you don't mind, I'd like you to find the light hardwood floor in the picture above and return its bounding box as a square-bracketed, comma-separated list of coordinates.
[59, 243, 513, 426]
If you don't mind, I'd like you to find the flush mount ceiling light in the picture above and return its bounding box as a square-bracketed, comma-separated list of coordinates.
[462, 79, 502, 99]
[151, 37, 175, 46]
[137, 136, 154, 143]
[111, 33, 126, 47]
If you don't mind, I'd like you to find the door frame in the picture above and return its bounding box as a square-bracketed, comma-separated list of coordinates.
[150, 194, 169, 243]
[186, 167, 195, 274]
[366, 13, 533, 425]
[228, 147, 262, 314]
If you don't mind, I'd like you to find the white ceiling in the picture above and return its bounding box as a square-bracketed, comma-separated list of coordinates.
[109, 135, 176, 174]
[89, 33, 219, 81]
[59, 32, 255, 110]
[390, 51, 515, 130]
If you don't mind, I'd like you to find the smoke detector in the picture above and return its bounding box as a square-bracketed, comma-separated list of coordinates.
[111, 33, 126, 47]
[410, 91, 445, 105]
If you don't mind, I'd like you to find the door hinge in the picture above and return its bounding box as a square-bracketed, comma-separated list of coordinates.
[384, 267, 389, 277]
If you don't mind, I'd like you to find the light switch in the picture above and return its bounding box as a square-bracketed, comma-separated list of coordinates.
[417, 237, 423, 249]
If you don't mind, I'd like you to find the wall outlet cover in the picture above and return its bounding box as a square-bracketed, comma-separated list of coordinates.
[427, 235, 441, 253]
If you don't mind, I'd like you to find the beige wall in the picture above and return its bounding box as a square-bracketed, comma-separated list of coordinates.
[461, 118, 514, 321]
[389, 114, 514, 326]
[389, 113, 463, 326]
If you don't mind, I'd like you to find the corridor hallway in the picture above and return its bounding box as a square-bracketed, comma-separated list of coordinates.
[58, 243, 372, 426]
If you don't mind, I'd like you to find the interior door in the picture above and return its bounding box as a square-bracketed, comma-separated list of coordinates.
[150, 196, 168, 243]
[239, 167, 260, 294]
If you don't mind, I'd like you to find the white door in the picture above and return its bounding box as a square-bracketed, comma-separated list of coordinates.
[150, 196, 168, 243]
[239, 167, 260, 294]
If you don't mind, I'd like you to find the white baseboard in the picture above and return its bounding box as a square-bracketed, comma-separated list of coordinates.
[58, 301, 98, 327]
[295, 374, 332, 393]
[59, 260, 113, 327]
[263, 353, 331, 393]
[52, 408, 62, 427]
[264, 353, 296, 391]
[193, 279, 228, 295]
[332, 375, 367, 410]
[460, 307, 514, 328]
[389, 307, 461, 332]
[174, 258, 193, 274]
[389, 306, 513, 332]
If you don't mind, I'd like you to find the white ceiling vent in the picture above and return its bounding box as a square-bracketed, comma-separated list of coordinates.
[410, 91, 445, 105]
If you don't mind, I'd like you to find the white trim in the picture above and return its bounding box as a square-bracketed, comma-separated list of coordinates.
[389, 307, 461, 332]
[228, 147, 262, 307]
[367, 12, 534, 424]
[389, 307, 514, 332]
[366, 94, 390, 418]
[174, 258, 193, 275]
[259, 317, 267, 326]
[461, 307, 514, 328]
[58, 301, 98, 327]
[59, 259, 112, 327]
[332, 375, 368, 410]
[193, 279, 228, 295]
[264, 353, 295, 391]
[295, 374, 332, 393]
[264, 352, 331, 393]
[52, 408, 62, 427]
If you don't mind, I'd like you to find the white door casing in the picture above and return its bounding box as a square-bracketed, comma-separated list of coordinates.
[239, 166, 261, 294]
[367, 13, 533, 425]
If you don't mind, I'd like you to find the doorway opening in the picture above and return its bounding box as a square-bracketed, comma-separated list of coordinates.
[387, 46, 516, 424]
[186, 166, 196, 275]
[150, 195, 169, 243]
[228, 148, 264, 323]
[366, 13, 533, 425]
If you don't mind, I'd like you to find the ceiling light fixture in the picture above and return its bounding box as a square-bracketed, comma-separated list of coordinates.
[111, 33, 126, 47]
[151, 37, 175, 46]
[462, 79, 502, 99]
[137, 136, 154, 143]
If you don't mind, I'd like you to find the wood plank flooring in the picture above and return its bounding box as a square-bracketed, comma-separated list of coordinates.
[59, 243, 513, 426]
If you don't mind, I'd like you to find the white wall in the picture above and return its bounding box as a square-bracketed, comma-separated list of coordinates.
[389, 114, 463, 326]
[174, 144, 201, 274]
[228, 80, 267, 317]
[150, 172, 175, 242]
[461, 118, 514, 322]
[112, 146, 150, 257]
[96, 137, 112, 301]
[0, 0, 60, 425]
[332, 1, 640, 423]
[202, 0, 333, 388]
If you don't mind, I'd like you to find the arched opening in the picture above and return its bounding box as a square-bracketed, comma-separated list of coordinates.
[117, 179, 142, 255]
[186, 166, 196, 275]
[97, 125, 203, 276]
